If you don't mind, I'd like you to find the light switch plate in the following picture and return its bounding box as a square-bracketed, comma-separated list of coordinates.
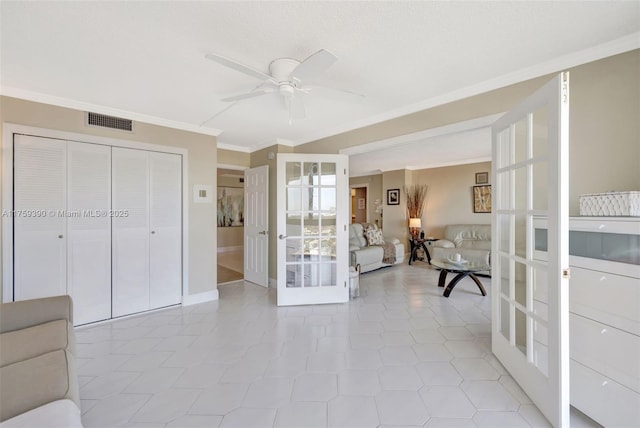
[193, 184, 213, 203]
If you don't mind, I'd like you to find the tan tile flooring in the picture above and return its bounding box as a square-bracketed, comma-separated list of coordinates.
[76, 261, 600, 427]
[217, 249, 243, 284]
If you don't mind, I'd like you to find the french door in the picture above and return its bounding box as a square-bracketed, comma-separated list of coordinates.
[492, 73, 570, 427]
[276, 154, 349, 306]
[244, 165, 269, 287]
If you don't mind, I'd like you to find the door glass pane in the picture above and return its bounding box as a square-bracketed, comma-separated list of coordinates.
[514, 261, 527, 307]
[515, 309, 527, 356]
[319, 237, 336, 257]
[514, 118, 529, 164]
[500, 298, 510, 341]
[286, 215, 302, 237]
[319, 162, 336, 185]
[286, 238, 303, 262]
[532, 107, 548, 158]
[500, 255, 510, 296]
[320, 188, 336, 212]
[287, 187, 302, 212]
[303, 162, 318, 185]
[532, 266, 549, 305]
[497, 171, 511, 210]
[514, 167, 527, 211]
[286, 264, 300, 288]
[515, 214, 527, 259]
[286, 162, 302, 185]
[499, 214, 510, 252]
[305, 264, 319, 287]
[498, 129, 511, 168]
[532, 161, 548, 211]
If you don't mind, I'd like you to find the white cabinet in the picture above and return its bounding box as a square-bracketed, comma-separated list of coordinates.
[14, 136, 112, 325]
[534, 217, 640, 427]
[112, 148, 182, 317]
[13, 136, 182, 324]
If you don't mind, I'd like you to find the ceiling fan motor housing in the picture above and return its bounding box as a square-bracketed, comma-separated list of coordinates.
[269, 58, 300, 82]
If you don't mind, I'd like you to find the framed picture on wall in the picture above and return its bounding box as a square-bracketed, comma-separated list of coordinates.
[473, 185, 492, 213]
[217, 187, 244, 226]
[357, 198, 365, 210]
[387, 188, 400, 205]
[475, 172, 489, 184]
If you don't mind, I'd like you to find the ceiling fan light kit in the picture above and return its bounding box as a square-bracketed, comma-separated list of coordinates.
[205, 49, 364, 124]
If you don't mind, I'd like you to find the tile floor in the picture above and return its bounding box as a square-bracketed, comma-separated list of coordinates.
[76, 262, 599, 427]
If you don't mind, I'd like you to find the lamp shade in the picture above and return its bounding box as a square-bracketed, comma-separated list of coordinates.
[409, 218, 421, 228]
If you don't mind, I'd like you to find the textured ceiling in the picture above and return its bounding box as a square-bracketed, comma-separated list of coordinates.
[1, 1, 639, 171]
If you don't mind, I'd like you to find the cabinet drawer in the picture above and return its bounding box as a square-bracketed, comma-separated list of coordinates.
[571, 359, 640, 428]
[571, 313, 640, 393]
[570, 267, 640, 336]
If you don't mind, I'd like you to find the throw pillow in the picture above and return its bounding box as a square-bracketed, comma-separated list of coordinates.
[365, 227, 385, 246]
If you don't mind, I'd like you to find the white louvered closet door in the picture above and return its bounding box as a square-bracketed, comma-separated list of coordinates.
[112, 147, 151, 317]
[67, 142, 112, 325]
[14, 135, 67, 301]
[149, 152, 182, 309]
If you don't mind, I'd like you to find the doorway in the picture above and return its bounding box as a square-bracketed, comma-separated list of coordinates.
[217, 167, 245, 284]
[350, 184, 368, 224]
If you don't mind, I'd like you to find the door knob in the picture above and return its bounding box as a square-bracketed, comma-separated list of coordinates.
[58, 235, 64, 239]
[278, 234, 288, 240]
[151, 231, 156, 234]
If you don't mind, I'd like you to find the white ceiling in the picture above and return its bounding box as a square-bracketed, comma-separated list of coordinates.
[1, 1, 639, 173]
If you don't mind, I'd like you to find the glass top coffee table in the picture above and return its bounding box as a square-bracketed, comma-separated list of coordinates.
[430, 259, 490, 298]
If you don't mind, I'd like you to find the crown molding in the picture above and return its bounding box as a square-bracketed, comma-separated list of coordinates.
[0, 86, 223, 137]
[217, 142, 251, 152]
[299, 32, 640, 147]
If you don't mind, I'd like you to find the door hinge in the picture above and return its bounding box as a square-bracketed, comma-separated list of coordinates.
[344, 168, 346, 175]
[344, 281, 347, 288]
[344, 224, 346, 231]
[562, 268, 571, 280]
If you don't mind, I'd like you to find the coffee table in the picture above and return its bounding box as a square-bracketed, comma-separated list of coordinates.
[430, 259, 490, 298]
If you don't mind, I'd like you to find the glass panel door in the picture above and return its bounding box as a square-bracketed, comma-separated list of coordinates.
[277, 154, 349, 306]
[492, 73, 570, 427]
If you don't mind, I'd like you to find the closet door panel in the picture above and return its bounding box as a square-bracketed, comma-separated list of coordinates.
[67, 142, 111, 325]
[149, 152, 182, 309]
[14, 135, 67, 301]
[112, 148, 150, 317]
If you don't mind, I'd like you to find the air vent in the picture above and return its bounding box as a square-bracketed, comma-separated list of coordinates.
[87, 112, 133, 131]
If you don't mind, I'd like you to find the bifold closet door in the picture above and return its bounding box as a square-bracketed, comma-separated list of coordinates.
[67, 142, 112, 325]
[112, 148, 182, 317]
[14, 135, 67, 301]
[112, 148, 151, 317]
[149, 152, 182, 309]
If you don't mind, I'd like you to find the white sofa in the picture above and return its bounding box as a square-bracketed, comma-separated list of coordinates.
[349, 223, 405, 273]
[430, 224, 491, 267]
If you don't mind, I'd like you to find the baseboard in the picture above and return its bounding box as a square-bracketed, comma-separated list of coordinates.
[217, 245, 243, 253]
[183, 289, 219, 305]
[268, 278, 277, 288]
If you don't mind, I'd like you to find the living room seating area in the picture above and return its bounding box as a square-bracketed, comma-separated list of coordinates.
[349, 222, 405, 273]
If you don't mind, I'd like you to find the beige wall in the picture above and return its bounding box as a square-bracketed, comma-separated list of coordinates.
[0, 96, 218, 298]
[218, 148, 250, 168]
[411, 161, 492, 238]
[299, 50, 640, 216]
[381, 170, 410, 242]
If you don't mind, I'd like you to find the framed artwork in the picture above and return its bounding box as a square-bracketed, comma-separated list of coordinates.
[387, 188, 400, 205]
[475, 172, 489, 185]
[473, 185, 492, 213]
[217, 187, 244, 226]
[357, 198, 365, 210]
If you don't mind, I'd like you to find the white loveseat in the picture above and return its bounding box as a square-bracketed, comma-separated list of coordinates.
[349, 223, 405, 273]
[430, 224, 491, 267]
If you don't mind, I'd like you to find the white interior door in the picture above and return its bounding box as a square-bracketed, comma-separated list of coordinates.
[277, 154, 349, 306]
[67, 142, 112, 325]
[112, 147, 150, 317]
[244, 165, 269, 287]
[149, 151, 182, 309]
[14, 135, 67, 301]
[492, 73, 570, 427]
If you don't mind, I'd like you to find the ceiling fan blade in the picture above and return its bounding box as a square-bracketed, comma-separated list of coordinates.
[307, 84, 365, 102]
[221, 88, 275, 102]
[290, 49, 337, 82]
[205, 52, 274, 82]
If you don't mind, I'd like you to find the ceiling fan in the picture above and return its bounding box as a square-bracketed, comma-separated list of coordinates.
[203, 49, 364, 124]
